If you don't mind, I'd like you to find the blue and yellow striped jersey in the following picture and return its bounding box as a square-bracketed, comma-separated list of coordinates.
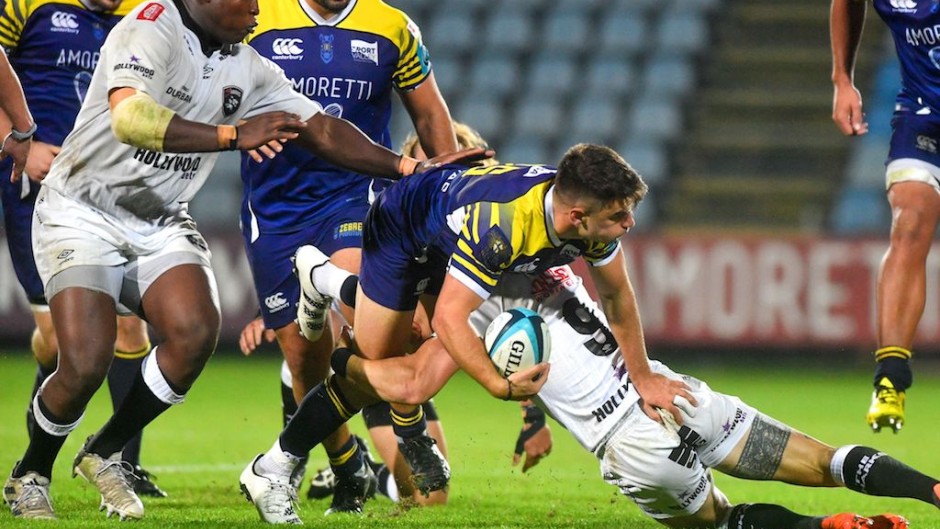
[383, 164, 620, 299]
[0, 0, 141, 146]
[241, 0, 432, 235]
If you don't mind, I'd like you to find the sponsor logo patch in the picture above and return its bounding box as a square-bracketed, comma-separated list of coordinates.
[137, 3, 165, 21]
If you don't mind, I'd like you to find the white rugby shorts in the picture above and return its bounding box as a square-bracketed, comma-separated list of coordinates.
[32, 187, 214, 313]
[599, 363, 756, 519]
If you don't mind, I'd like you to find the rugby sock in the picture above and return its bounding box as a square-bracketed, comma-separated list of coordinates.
[15, 394, 82, 479]
[326, 434, 364, 479]
[375, 464, 399, 502]
[831, 445, 940, 505]
[26, 362, 56, 437]
[311, 261, 356, 307]
[278, 375, 360, 458]
[110, 343, 149, 466]
[391, 405, 426, 439]
[872, 348, 912, 390]
[339, 276, 358, 308]
[280, 360, 298, 426]
[258, 439, 304, 478]
[724, 503, 819, 529]
[89, 351, 182, 458]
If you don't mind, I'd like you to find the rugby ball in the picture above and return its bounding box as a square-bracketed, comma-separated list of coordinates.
[483, 308, 551, 378]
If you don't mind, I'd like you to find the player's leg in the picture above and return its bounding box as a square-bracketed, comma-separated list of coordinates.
[109, 314, 166, 498]
[26, 310, 57, 436]
[363, 401, 449, 506]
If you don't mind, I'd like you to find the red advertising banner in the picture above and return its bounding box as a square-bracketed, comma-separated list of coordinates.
[1, 232, 938, 354]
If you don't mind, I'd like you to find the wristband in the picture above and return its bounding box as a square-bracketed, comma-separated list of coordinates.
[514, 404, 546, 456]
[9, 122, 37, 141]
[217, 124, 238, 151]
[398, 154, 419, 177]
[502, 379, 514, 401]
[331, 347, 354, 378]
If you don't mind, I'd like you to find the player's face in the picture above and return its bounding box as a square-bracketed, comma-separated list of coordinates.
[580, 199, 636, 244]
[199, 0, 259, 44]
[312, 0, 351, 13]
[87, 0, 122, 11]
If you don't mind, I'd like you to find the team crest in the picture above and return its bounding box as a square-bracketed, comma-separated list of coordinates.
[222, 86, 243, 116]
[319, 34, 334, 63]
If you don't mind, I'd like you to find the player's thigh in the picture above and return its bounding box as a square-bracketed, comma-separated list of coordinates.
[31, 309, 57, 364]
[352, 290, 416, 359]
[601, 409, 715, 520]
[241, 229, 307, 332]
[715, 413, 836, 487]
[659, 486, 731, 529]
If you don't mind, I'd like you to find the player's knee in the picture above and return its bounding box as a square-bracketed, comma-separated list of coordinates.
[31, 327, 58, 366]
[54, 360, 109, 401]
[891, 207, 936, 247]
[413, 489, 448, 506]
[162, 317, 219, 361]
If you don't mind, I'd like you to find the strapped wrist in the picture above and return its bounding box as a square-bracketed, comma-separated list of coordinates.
[398, 154, 419, 177]
[10, 122, 37, 141]
[217, 124, 238, 151]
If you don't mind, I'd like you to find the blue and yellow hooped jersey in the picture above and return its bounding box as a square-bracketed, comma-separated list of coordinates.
[0, 0, 140, 146]
[873, 0, 940, 113]
[241, 0, 433, 235]
[387, 164, 620, 299]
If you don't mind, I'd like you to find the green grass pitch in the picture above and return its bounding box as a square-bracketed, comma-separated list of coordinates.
[0, 350, 938, 528]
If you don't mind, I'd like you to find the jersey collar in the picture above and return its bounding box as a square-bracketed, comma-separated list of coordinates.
[173, 0, 234, 57]
[544, 184, 563, 247]
[300, 0, 357, 26]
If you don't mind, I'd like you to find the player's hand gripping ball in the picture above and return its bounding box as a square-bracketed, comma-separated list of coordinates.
[484, 307, 551, 378]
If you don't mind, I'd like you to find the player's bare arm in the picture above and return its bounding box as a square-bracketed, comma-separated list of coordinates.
[433, 275, 549, 401]
[589, 251, 696, 424]
[108, 87, 306, 153]
[0, 49, 35, 182]
[399, 72, 458, 157]
[830, 0, 869, 136]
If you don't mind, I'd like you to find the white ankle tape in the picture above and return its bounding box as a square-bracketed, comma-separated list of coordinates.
[142, 349, 185, 404]
[280, 360, 292, 388]
[32, 394, 82, 437]
[829, 444, 857, 487]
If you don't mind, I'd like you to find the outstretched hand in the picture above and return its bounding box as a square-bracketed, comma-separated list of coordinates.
[237, 112, 307, 151]
[238, 317, 276, 356]
[415, 146, 495, 174]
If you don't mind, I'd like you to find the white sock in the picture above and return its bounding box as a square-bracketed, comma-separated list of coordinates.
[386, 473, 400, 503]
[258, 439, 302, 477]
[313, 262, 352, 300]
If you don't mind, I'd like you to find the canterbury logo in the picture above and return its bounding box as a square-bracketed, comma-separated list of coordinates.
[264, 292, 288, 311]
[272, 38, 303, 56]
[51, 12, 78, 29]
[889, 0, 916, 8]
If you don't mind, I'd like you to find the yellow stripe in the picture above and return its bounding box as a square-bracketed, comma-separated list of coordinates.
[114, 341, 151, 360]
[875, 346, 912, 361]
[390, 407, 423, 427]
[328, 442, 358, 466]
[471, 204, 481, 244]
[325, 379, 353, 420]
[452, 253, 498, 286]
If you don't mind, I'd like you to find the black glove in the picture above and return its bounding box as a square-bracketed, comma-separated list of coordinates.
[514, 403, 546, 457]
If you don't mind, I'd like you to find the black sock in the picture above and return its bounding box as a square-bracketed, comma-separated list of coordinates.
[835, 445, 940, 505]
[109, 353, 146, 466]
[326, 435, 363, 479]
[16, 396, 71, 479]
[279, 375, 360, 458]
[89, 368, 173, 458]
[26, 363, 56, 438]
[873, 357, 912, 390]
[281, 380, 298, 427]
[391, 405, 426, 439]
[726, 503, 821, 529]
[339, 276, 358, 308]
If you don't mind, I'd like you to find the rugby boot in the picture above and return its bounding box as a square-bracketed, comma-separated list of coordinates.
[821, 513, 874, 529]
[866, 377, 905, 433]
[398, 434, 450, 496]
[73, 441, 144, 520]
[3, 469, 55, 519]
[324, 461, 377, 515]
[240, 454, 302, 525]
[868, 514, 909, 529]
[293, 245, 332, 342]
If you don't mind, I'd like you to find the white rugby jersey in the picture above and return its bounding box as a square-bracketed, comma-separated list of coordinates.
[41, 0, 322, 236]
[470, 265, 639, 454]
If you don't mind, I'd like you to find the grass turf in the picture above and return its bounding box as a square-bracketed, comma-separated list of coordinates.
[0, 350, 938, 528]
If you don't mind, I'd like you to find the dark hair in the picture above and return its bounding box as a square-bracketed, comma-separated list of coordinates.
[554, 143, 647, 208]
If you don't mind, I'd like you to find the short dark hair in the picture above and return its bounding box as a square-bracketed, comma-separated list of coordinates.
[554, 144, 648, 208]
